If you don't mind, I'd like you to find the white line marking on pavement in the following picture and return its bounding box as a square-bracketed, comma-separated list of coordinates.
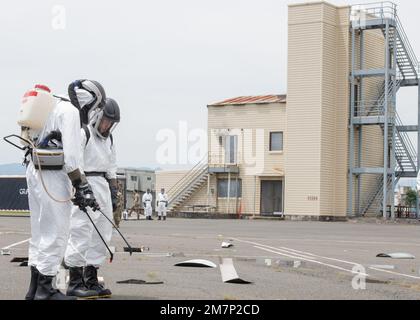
[277, 246, 362, 266]
[228, 237, 420, 248]
[368, 267, 420, 280]
[0, 232, 30, 236]
[232, 238, 362, 267]
[1, 238, 31, 250]
[233, 237, 420, 281]
[254, 246, 369, 277]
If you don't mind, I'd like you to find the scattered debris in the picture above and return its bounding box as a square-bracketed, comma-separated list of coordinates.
[219, 258, 252, 284]
[376, 253, 415, 259]
[256, 258, 272, 266]
[175, 259, 217, 268]
[257, 258, 305, 269]
[221, 242, 234, 249]
[1, 249, 11, 256]
[124, 246, 149, 253]
[276, 259, 305, 268]
[116, 279, 164, 285]
[10, 257, 28, 263]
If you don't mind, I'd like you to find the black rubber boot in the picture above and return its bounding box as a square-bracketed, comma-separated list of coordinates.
[163, 216, 167, 221]
[25, 266, 40, 300]
[66, 267, 98, 299]
[34, 273, 77, 300]
[158, 216, 161, 221]
[84, 266, 112, 299]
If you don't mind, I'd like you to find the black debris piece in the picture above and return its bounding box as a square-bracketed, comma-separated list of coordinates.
[10, 257, 29, 263]
[116, 279, 164, 285]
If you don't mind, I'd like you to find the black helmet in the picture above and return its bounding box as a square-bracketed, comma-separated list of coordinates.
[91, 98, 121, 139]
[68, 79, 107, 125]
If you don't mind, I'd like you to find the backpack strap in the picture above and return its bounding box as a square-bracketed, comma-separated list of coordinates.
[82, 125, 91, 147]
[110, 134, 114, 147]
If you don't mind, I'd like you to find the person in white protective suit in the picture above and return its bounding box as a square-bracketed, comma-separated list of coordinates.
[24, 81, 106, 301]
[157, 188, 168, 221]
[64, 97, 120, 299]
[143, 189, 153, 220]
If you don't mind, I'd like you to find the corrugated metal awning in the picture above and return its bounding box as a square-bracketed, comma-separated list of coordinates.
[209, 94, 286, 106]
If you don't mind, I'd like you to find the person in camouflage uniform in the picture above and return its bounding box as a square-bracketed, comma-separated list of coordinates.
[113, 182, 124, 228]
[128, 190, 141, 219]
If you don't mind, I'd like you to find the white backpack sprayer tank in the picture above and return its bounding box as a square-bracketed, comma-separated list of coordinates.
[18, 84, 55, 131]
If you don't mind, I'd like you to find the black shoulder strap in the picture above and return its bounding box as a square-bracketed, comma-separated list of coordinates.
[110, 134, 114, 147]
[82, 125, 91, 147]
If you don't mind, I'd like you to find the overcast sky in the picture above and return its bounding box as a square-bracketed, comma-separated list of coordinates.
[0, 0, 419, 172]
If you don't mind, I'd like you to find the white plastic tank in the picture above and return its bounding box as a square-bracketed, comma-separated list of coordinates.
[18, 84, 55, 131]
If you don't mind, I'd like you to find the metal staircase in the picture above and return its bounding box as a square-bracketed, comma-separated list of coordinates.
[349, 2, 420, 219]
[386, 17, 419, 81]
[369, 79, 417, 174]
[166, 155, 209, 213]
[360, 174, 400, 217]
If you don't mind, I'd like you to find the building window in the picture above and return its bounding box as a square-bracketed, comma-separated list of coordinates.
[270, 132, 283, 151]
[131, 176, 138, 182]
[147, 177, 152, 181]
[217, 179, 242, 198]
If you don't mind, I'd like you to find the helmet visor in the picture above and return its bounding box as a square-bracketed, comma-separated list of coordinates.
[97, 114, 119, 138]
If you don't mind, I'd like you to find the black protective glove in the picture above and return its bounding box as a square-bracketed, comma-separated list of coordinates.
[108, 179, 118, 212]
[73, 183, 100, 211]
[68, 169, 100, 211]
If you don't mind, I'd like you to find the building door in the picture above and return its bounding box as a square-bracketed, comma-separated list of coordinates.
[225, 135, 238, 164]
[260, 180, 283, 216]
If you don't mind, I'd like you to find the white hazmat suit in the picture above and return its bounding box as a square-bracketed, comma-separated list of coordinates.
[27, 99, 82, 276]
[157, 192, 168, 218]
[65, 125, 117, 268]
[142, 192, 153, 218]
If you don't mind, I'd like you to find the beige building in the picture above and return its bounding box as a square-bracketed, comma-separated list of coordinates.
[156, 1, 419, 219]
[156, 95, 286, 217]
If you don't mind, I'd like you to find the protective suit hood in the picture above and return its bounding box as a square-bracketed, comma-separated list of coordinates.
[68, 80, 106, 126]
[75, 89, 95, 109]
